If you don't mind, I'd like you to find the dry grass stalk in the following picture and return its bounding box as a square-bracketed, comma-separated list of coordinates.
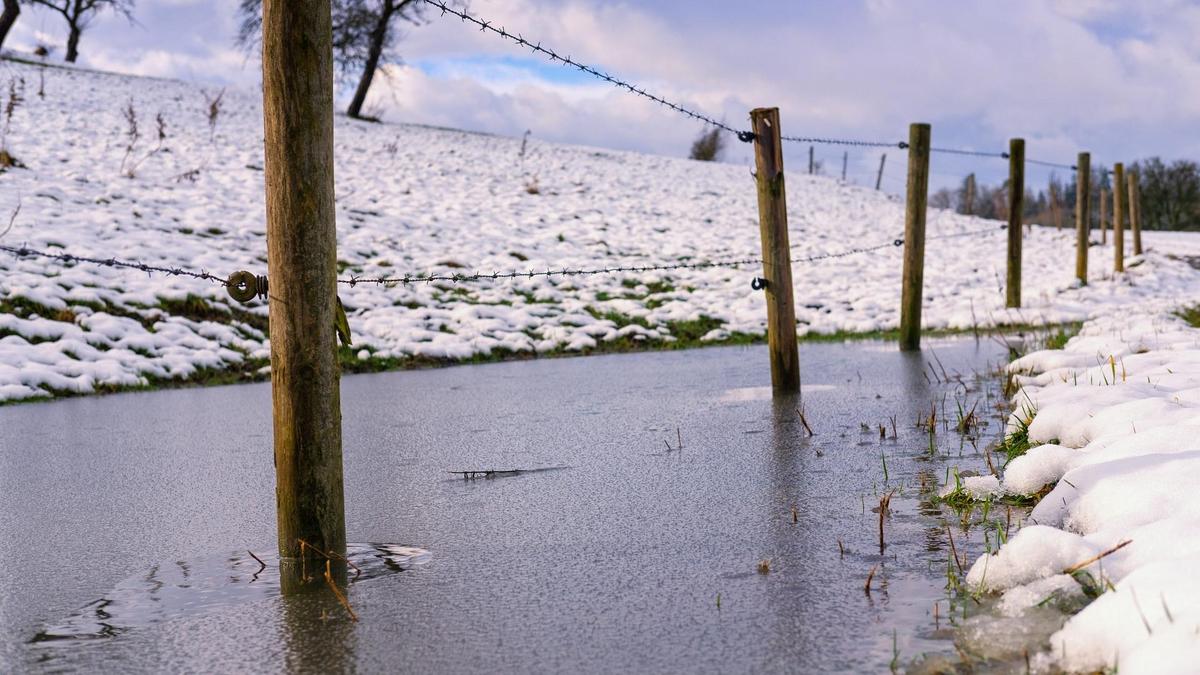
[1063, 539, 1131, 575]
[864, 564, 878, 595]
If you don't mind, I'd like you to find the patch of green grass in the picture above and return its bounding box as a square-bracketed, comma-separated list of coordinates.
[1177, 305, 1200, 328]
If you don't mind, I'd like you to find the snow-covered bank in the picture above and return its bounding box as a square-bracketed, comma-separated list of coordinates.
[964, 311, 1200, 673]
[5, 56, 1200, 402]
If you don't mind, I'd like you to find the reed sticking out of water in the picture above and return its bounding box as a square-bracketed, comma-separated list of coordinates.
[791, 506, 798, 524]
[838, 539, 845, 558]
[298, 538, 363, 580]
[664, 427, 683, 452]
[878, 490, 896, 554]
[945, 525, 965, 576]
[865, 564, 878, 595]
[796, 407, 815, 436]
[324, 560, 359, 622]
[247, 549, 267, 571]
[757, 559, 772, 574]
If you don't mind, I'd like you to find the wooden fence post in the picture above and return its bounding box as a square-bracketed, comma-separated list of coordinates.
[262, 0, 346, 570]
[841, 151, 848, 181]
[899, 123, 931, 351]
[1006, 138, 1024, 308]
[750, 108, 800, 392]
[876, 153, 886, 190]
[808, 145, 814, 175]
[1099, 187, 1108, 245]
[1113, 162, 1125, 273]
[1075, 152, 1091, 285]
[1129, 168, 1143, 255]
[964, 173, 976, 215]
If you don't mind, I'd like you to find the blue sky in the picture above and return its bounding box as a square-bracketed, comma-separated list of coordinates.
[6, 0, 1200, 194]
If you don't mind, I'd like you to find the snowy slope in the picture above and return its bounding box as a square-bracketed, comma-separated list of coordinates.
[4, 57, 1200, 402]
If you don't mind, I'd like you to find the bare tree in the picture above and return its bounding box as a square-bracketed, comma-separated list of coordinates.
[237, 0, 447, 119]
[688, 126, 724, 162]
[24, 0, 134, 62]
[0, 0, 19, 52]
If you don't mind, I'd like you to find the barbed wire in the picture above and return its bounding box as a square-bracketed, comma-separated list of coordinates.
[1, 224, 1007, 293]
[1027, 158, 1077, 171]
[930, 147, 1009, 159]
[0, 243, 230, 286]
[418, 0, 910, 150]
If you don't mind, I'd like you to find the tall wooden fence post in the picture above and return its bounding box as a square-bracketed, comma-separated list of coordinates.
[1113, 163, 1125, 273]
[875, 153, 886, 190]
[1129, 168, 1143, 255]
[899, 123, 931, 351]
[262, 0, 346, 572]
[1075, 152, 1091, 285]
[750, 108, 800, 392]
[808, 145, 814, 175]
[1006, 138, 1024, 308]
[1100, 187, 1108, 245]
[841, 151, 848, 182]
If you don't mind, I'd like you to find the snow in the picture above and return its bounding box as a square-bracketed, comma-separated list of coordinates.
[964, 310, 1200, 672]
[6, 58, 1200, 403]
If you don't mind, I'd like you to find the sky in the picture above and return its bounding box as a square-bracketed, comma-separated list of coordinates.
[5, 0, 1200, 194]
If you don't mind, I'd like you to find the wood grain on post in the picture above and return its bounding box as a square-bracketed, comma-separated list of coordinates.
[899, 123, 931, 351]
[750, 108, 800, 392]
[1006, 139, 1024, 308]
[1075, 152, 1091, 285]
[876, 153, 886, 190]
[1113, 163, 1125, 273]
[1129, 168, 1143, 255]
[262, 0, 346, 564]
[1099, 188, 1108, 245]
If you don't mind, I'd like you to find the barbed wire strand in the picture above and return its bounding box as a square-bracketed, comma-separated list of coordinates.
[0, 243, 231, 286]
[418, 0, 907, 149]
[2, 224, 1006, 291]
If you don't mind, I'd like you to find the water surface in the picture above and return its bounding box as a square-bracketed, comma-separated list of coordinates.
[0, 339, 1012, 672]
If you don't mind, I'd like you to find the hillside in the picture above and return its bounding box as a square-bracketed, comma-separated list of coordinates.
[3, 57, 1200, 402]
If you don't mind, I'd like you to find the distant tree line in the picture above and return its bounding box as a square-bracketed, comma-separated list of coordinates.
[930, 158, 1200, 231]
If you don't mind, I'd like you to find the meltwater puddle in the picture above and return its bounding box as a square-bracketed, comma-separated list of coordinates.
[31, 544, 428, 644]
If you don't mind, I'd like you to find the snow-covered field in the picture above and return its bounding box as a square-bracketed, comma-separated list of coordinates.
[4, 56, 1200, 402]
[957, 312, 1200, 673]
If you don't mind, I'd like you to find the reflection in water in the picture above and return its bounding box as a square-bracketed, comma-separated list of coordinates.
[31, 544, 428, 649]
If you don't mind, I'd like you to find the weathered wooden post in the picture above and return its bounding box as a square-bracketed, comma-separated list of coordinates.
[1099, 187, 1108, 245]
[876, 153, 886, 190]
[808, 145, 814, 175]
[841, 151, 848, 181]
[964, 173, 976, 215]
[1006, 139, 1024, 308]
[262, 0, 346, 573]
[899, 123, 931, 351]
[1129, 168, 1143, 255]
[1113, 163, 1125, 273]
[750, 108, 800, 392]
[1075, 152, 1091, 285]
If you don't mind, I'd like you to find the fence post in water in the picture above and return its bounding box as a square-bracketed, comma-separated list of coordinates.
[750, 108, 800, 392]
[1129, 168, 1143, 255]
[1075, 152, 1091, 285]
[261, 0, 346, 572]
[1099, 187, 1108, 245]
[1006, 138, 1024, 308]
[1113, 162, 1125, 273]
[875, 153, 886, 190]
[899, 123, 931, 351]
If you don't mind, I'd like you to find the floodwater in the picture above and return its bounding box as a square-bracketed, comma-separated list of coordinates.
[0, 338, 1019, 673]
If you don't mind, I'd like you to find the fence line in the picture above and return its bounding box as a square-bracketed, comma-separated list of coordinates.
[1, 223, 1009, 295]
